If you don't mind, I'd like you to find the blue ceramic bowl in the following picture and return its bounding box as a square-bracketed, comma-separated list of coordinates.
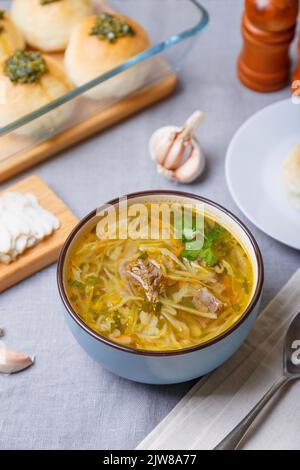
[57, 191, 264, 384]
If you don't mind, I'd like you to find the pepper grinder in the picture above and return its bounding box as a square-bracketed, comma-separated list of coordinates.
[238, 0, 299, 92]
[292, 33, 300, 85]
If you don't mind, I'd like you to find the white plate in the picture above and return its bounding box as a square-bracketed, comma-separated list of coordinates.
[226, 98, 300, 250]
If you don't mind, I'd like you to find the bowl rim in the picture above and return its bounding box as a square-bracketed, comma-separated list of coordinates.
[57, 190, 264, 357]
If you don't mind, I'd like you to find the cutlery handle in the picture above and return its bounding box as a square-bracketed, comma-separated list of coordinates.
[214, 375, 290, 450]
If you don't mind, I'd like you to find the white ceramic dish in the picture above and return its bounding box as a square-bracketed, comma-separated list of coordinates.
[226, 98, 300, 250]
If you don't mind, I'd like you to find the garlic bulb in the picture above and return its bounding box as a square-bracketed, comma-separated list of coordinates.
[149, 111, 206, 183]
[0, 344, 34, 374]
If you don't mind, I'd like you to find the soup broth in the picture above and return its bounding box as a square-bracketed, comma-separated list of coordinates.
[66, 203, 254, 351]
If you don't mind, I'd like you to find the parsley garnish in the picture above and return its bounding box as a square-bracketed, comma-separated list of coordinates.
[4, 51, 48, 84]
[181, 226, 223, 267]
[90, 13, 134, 43]
[85, 275, 101, 286]
[242, 278, 250, 294]
[69, 279, 85, 290]
[0, 10, 5, 34]
[40, 0, 62, 5]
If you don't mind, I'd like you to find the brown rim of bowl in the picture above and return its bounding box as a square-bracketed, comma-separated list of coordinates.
[57, 190, 264, 357]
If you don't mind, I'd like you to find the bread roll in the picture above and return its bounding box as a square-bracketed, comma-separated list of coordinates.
[283, 144, 300, 211]
[64, 13, 151, 100]
[0, 11, 25, 59]
[11, 0, 92, 52]
[0, 51, 74, 136]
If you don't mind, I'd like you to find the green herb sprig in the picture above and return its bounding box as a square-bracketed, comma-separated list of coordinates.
[90, 13, 134, 43]
[40, 0, 62, 5]
[180, 224, 225, 267]
[69, 279, 85, 290]
[4, 50, 48, 84]
[4, 51, 48, 83]
[0, 10, 5, 34]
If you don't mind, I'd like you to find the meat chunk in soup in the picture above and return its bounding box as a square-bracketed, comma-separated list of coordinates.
[126, 258, 166, 302]
[192, 288, 223, 315]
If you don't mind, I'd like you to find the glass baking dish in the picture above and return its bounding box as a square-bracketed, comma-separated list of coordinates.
[0, 0, 209, 182]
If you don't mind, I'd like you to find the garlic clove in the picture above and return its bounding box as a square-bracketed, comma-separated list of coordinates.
[0, 345, 35, 374]
[163, 135, 187, 170]
[184, 111, 205, 137]
[149, 111, 206, 184]
[149, 126, 177, 165]
[174, 139, 206, 183]
[156, 164, 175, 181]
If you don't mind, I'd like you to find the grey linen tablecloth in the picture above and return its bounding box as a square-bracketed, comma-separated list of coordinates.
[1, 0, 300, 450]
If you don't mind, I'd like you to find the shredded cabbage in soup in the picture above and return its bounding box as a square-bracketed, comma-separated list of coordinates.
[66, 204, 253, 351]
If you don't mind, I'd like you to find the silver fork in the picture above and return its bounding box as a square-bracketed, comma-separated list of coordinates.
[214, 311, 300, 450]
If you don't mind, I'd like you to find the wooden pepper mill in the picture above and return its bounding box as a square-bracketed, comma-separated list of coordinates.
[292, 33, 300, 84]
[238, 0, 299, 92]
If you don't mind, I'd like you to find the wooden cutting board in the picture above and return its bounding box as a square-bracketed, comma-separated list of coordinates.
[0, 175, 78, 293]
[0, 73, 177, 183]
